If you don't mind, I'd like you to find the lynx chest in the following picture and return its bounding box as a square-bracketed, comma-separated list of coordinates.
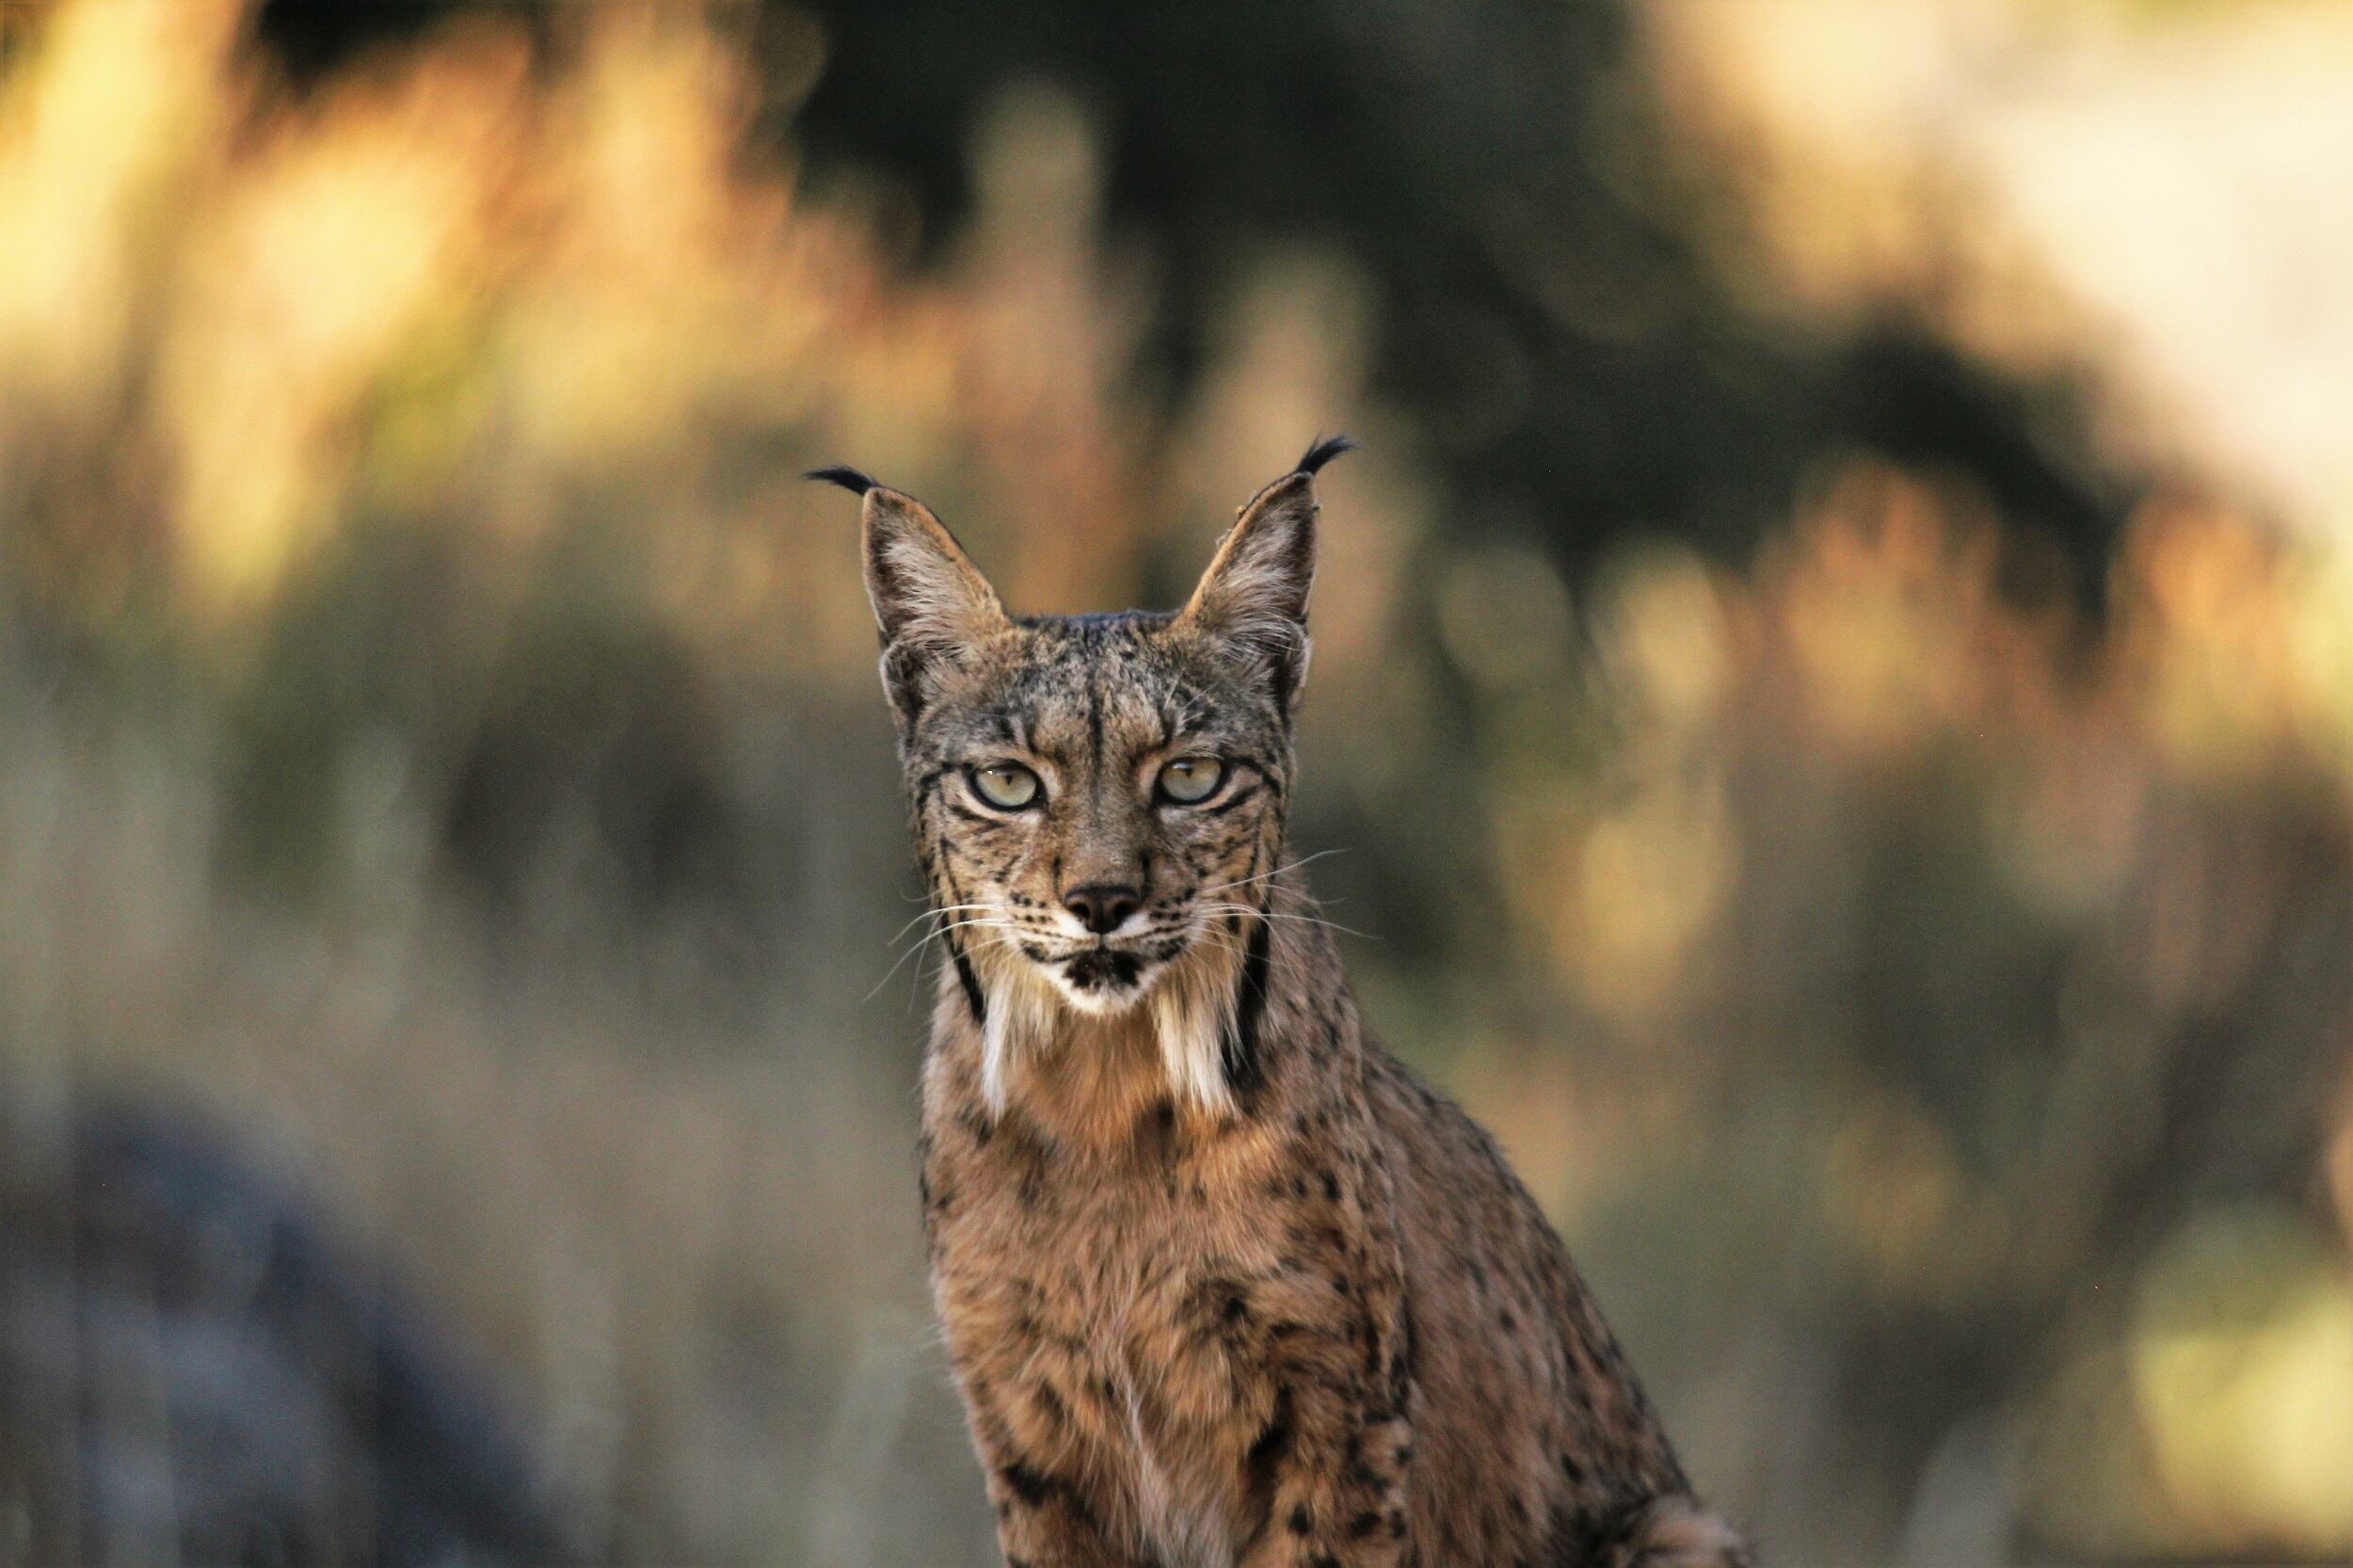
[920, 1104, 1310, 1559]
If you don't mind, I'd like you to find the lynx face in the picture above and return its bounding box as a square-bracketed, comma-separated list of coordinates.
[905, 613, 1287, 1016]
[829, 440, 1349, 1110]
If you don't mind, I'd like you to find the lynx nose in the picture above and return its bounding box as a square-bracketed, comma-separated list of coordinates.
[1064, 884, 1142, 936]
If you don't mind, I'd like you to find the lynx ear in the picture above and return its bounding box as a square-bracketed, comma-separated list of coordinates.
[1179, 436, 1353, 712]
[812, 467, 1008, 719]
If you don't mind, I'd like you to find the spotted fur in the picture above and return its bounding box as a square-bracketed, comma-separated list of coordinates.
[835, 440, 1749, 1567]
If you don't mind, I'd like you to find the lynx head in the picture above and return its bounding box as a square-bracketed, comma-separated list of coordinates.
[821, 438, 1351, 1112]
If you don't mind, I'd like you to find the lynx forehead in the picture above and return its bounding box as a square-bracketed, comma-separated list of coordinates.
[821, 438, 1747, 1568]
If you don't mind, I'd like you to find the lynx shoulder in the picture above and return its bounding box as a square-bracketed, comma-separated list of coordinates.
[823, 441, 1748, 1567]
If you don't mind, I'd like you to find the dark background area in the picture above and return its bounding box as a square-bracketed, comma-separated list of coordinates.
[257, 0, 2135, 605]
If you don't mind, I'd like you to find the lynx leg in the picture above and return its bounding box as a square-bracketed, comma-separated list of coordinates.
[1234, 1363, 1413, 1568]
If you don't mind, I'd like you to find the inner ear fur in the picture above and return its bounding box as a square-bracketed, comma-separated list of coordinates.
[853, 484, 1009, 718]
[860, 487, 1004, 649]
[1180, 437, 1350, 708]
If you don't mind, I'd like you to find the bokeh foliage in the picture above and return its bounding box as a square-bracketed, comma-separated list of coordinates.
[0, 1, 2348, 1563]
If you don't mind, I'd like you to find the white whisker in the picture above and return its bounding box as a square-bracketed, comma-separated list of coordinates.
[866, 915, 1032, 1001]
[1196, 847, 1350, 897]
[887, 903, 998, 944]
[1190, 903, 1376, 940]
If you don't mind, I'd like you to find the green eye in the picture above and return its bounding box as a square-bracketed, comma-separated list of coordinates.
[970, 762, 1041, 809]
[1158, 757, 1225, 805]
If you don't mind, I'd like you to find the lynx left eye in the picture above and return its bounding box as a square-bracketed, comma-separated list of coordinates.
[970, 763, 1041, 809]
[1158, 757, 1225, 804]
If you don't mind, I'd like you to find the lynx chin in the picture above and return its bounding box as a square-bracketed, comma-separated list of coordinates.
[818, 439, 1750, 1567]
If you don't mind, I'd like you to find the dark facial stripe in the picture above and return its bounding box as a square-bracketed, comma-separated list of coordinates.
[936, 859, 988, 1028]
[951, 949, 986, 1026]
[1220, 914, 1273, 1104]
[1085, 655, 1107, 779]
[1201, 781, 1263, 818]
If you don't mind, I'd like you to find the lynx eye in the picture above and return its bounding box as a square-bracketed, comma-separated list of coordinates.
[969, 762, 1041, 810]
[1157, 757, 1225, 805]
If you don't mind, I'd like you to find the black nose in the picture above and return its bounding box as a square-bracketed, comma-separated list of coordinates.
[1064, 884, 1143, 935]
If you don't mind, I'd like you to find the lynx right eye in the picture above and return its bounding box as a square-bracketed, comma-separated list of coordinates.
[1157, 756, 1225, 804]
[969, 762, 1041, 809]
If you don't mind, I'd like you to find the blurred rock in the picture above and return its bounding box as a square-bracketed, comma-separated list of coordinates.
[0, 1102, 575, 1568]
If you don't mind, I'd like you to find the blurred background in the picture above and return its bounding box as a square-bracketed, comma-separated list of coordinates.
[0, 0, 2349, 1562]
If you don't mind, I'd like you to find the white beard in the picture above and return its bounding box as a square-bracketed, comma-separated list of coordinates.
[969, 927, 1249, 1117]
[1146, 942, 1245, 1115]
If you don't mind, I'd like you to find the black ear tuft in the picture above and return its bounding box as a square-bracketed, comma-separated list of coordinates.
[805, 465, 877, 496]
[1294, 435, 1356, 477]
